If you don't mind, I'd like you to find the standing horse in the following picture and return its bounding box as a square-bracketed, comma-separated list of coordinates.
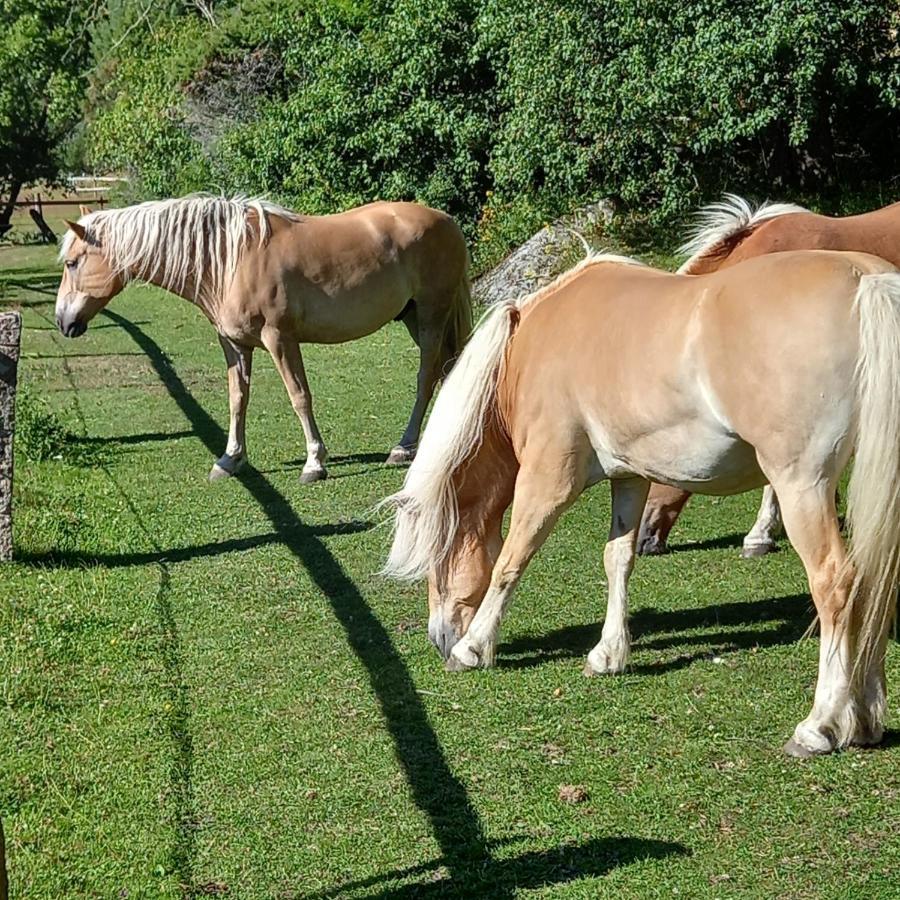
[639, 195, 900, 557]
[54, 195, 472, 481]
[384, 250, 900, 756]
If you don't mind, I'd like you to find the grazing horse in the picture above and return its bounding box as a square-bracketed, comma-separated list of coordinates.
[54, 195, 472, 481]
[384, 250, 900, 756]
[639, 195, 900, 557]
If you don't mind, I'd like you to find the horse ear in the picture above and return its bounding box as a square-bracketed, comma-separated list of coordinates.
[65, 220, 86, 240]
[79, 205, 92, 216]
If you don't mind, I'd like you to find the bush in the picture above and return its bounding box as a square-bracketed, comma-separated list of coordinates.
[479, 0, 900, 222]
[15, 390, 73, 462]
[82, 0, 900, 251]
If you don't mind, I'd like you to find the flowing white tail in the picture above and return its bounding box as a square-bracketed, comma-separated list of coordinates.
[847, 272, 900, 682]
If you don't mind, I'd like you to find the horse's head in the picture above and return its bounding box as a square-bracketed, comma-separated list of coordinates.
[56, 213, 125, 337]
[422, 424, 517, 660]
[426, 514, 503, 659]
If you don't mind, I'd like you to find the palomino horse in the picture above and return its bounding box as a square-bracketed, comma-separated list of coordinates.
[639, 195, 900, 557]
[384, 250, 900, 756]
[55, 195, 472, 481]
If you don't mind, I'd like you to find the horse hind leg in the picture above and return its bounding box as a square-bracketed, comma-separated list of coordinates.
[740, 485, 783, 557]
[774, 479, 879, 755]
[387, 300, 446, 465]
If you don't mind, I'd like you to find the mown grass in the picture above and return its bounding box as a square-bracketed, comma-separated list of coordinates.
[1, 242, 899, 899]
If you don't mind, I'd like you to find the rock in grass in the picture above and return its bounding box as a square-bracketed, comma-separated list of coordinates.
[558, 784, 589, 805]
[473, 199, 616, 307]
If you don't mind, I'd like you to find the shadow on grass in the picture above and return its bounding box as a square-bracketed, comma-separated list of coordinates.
[101, 311, 500, 894]
[664, 531, 751, 553]
[99, 308, 686, 897]
[266, 451, 390, 481]
[300, 835, 687, 899]
[500, 593, 812, 673]
[72, 428, 196, 446]
[18, 521, 372, 569]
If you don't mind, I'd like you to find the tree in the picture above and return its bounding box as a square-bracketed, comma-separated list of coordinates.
[0, 0, 91, 232]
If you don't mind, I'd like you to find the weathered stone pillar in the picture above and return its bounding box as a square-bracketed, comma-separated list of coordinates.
[0, 815, 8, 900]
[0, 310, 21, 562]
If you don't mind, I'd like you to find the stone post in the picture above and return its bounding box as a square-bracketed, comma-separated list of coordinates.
[0, 311, 21, 562]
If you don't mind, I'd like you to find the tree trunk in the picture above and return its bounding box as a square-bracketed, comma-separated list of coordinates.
[0, 180, 22, 239]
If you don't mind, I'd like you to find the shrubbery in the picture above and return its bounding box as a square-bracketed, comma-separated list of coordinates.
[84, 0, 900, 260]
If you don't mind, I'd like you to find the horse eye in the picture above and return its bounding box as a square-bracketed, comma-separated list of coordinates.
[65, 259, 78, 270]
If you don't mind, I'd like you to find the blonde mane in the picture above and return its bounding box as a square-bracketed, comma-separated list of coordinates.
[383, 251, 644, 580]
[677, 194, 807, 274]
[60, 194, 301, 303]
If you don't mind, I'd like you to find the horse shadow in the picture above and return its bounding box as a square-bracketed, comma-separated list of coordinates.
[500, 593, 812, 674]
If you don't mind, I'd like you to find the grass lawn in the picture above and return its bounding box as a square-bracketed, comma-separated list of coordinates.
[1, 241, 899, 899]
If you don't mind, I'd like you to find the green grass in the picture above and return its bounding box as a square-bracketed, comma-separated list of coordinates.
[2, 243, 900, 899]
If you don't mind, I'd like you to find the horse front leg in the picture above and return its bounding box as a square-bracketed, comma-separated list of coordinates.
[209, 335, 253, 481]
[388, 311, 443, 465]
[584, 477, 650, 675]
[261, 327, 328, 483]
[446, 458, 584, 671]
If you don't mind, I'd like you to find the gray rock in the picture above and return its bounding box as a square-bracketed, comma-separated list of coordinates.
[473, 199, 616, 306]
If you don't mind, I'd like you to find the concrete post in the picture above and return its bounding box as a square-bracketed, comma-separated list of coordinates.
[0, 310, 21, 562]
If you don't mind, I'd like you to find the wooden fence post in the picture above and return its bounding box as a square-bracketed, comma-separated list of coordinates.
[0, 310, 21, 562]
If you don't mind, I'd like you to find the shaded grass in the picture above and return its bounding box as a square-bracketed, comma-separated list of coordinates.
[1, 246, 899, 898]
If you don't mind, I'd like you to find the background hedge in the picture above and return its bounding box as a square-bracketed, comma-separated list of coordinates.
[57, 1, 900, 259]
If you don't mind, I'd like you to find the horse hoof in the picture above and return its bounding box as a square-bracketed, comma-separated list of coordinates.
[209, 455, 245, 481]
[446, 643, 480, 672]
[386, 446, 414, 466]
[741, 542, 776, 559]
[783, 738, 825, 758]
[300, 468, 328, 484]
[637, 536, 667, 556]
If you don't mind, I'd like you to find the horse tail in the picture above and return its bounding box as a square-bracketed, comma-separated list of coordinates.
[677, 194, 806, 274]
[443, 271, 474, 366]
[382, 299, 518, 580]
[846, 271, 900, 694]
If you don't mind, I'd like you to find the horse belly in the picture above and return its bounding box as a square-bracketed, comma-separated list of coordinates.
[286, 262, 413, 344]
[586, 418, 765, 495]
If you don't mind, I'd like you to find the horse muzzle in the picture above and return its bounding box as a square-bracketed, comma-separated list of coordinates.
[428, 612, 462, 660]
[56, 310, 87, 338]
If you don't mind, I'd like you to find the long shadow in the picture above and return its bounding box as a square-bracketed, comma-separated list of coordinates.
[102, 311, 502, 892]
[73, 429, 196, 447]
[17, 521, 371, 570]
[102, 308, 687, 896]
[1, 277, 57, 296]
[26, 319, 151, 331]
[301, 835, 687, 899]
[664, 531, 752, 553]
[500, 594, 811, 672]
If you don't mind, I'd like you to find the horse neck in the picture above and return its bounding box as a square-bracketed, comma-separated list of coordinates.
[453, 413, 518, 535]
[124, 242, 214, 316]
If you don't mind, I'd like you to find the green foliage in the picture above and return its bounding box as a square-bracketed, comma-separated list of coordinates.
[15, 387, 99, 465]
[15, 388, 72, 462]
[479, 0, 900, 221]
[87, 16, 215, 197]
[80, 0, 900, 248]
